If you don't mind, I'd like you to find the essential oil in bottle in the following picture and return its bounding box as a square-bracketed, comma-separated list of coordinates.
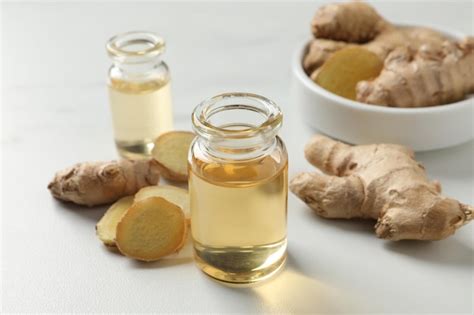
[106, 31, 174, 159]
[189, 93, 288, 284]
[108, 79, 173, 158]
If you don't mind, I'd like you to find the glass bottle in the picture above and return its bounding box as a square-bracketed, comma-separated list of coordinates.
[106, 31, 174, 159]
[189, 93, 288, 284]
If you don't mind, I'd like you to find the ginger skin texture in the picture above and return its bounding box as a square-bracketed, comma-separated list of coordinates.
[304, 2, 474, 107]
[357, 38, 474, 107]
[311, 1, 387, 43]
[290, 135, 473, 241]
[48, 159, 160, 207]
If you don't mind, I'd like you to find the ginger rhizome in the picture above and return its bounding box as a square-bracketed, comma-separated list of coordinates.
[290, 135, 473, 241]
[304, 1, 474, 107]
[311, 1, 386, 43]
[357, 39, 474, 107]
[48, 159, 160, 206]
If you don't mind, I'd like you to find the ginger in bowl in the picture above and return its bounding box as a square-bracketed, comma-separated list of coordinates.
[303, 1, 474, 108]
[291, 1, 474, 151]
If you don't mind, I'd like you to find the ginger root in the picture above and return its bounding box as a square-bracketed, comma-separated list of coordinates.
[48, 159, 160, 206]
[290, 135, 473, 241]
[315, 47, 383, 100]
[304, 1, 474, 106]
[304, 27, 449, 77]
[357, 38, 474, 107]
[311, 1, 387, 43]
[152, 131, 195, 182]
[115, 197, 187, 261]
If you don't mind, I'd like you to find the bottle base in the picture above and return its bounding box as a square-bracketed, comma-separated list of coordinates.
[193, 239, 287, 285]
[115, 140, 154, 160]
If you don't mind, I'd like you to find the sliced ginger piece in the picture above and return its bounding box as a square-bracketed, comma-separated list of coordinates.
[96, 196, 134, 247]
[152, 131, 195, 182]
[315, 46, 383, 100]
[115, 197, 186, 261]
[135, 185, 190, 222]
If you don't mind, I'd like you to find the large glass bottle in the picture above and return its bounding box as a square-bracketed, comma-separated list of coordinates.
[189, 93, 288, 284]
[106, 31, 173, 159]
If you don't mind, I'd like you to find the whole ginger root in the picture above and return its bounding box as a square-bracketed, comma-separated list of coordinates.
[357, 38, 474, 107]
[48, 159, 160, 206]
[311, 1, 388, 43]
[303, 1, 474, 107]
[290, 135, 473, 241]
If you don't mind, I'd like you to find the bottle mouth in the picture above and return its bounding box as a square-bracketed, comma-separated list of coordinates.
[192, 92, 283, 141]
[106, 31, 165, 64]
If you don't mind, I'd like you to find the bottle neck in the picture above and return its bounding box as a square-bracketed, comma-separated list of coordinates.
[197, 133, 278, 161]
[113, 58, 164, 76]
[107, 31, 166, 77]
[192, 93, 283, 161]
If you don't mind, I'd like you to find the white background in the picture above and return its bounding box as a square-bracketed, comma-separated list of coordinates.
[2, 1, 473, 313]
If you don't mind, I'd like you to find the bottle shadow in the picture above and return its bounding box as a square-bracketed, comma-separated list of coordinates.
[216, 251, 358, 313]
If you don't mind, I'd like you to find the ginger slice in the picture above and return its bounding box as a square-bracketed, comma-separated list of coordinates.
[115, 197, 186, 261]
[96, 196, 134, 246]
[151, 131, 195, 182]
[315, 46, 383, 100]
[135, 185, 190, 222]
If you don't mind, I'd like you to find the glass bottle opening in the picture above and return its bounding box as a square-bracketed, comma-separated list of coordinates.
[106, 31, 165, 64]
[192, 92, 282, 140]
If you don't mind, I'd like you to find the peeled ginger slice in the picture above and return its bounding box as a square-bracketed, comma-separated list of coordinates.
[96, 196, 134, 247]
[135, 185, 190, 221]
[315, 47, 383, 100]
[152, 131, 195, 182]
[115, 197, 186, 261]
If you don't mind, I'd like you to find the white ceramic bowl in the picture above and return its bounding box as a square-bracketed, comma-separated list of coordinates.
[291, 28, 474, 151]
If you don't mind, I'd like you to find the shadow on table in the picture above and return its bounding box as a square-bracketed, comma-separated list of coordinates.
[300, 202, 473, 267]
[384, 237, 473, 267]
[301, 206, 376, 236]
[415, 139, 474, 179]
[53, 199, 107, 222]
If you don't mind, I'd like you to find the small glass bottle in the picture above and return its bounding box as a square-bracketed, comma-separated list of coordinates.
[106, 31, 174, 159]
[189, 93, 288, 284]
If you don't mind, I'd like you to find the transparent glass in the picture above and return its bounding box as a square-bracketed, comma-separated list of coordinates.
[106, 31, 174, 159]
[189, 93, 288, 284]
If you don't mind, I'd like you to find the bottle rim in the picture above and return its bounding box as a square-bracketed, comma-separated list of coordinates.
[106, 31, 165, 63]
[192, 92, 283, 140]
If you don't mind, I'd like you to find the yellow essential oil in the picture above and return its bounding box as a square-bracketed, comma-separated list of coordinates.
[108, 79, 173, 159]
[189, 93, 288, 284]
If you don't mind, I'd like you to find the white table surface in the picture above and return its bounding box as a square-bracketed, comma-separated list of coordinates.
[2, 1, 473, 313]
